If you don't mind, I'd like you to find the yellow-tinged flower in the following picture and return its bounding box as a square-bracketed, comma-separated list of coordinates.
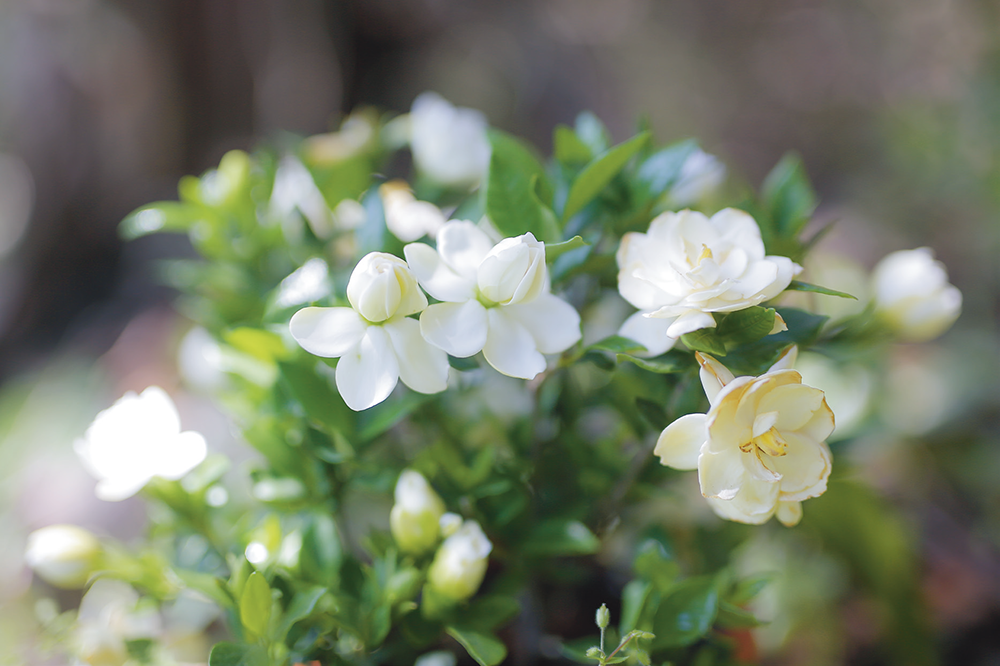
[25, 525, 103, 589]
[872, 247, 961, 342]
[389, 470, 446, 555]
[654, 348, 834, 526]
[426, 520, 492, 602]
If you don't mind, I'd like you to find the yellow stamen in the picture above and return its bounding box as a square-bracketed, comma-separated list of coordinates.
[752, 427, 788, 457]
[697, 244, 714, 264]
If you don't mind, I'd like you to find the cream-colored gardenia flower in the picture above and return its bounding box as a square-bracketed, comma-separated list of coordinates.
[25, 525, 103, 589]
[426, 520, 492, 602]
[655, 348, 834, 526]
[616, 209, 801, 355]
[380, 180, 446, 242]
[390, 470, 446, 555]
[290, 252, 449, 411]
[409, 92, 491, 188]
[404, 221, 581, 379]
[74, 387, 207, 501]
[871, 247, 962, 342]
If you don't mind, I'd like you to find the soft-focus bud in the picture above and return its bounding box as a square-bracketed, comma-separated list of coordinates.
[389, 471, 446, 555]
[380, 180, 446, 242]
[476, 233, 546, 306]
[596, 603, 610, 629]
[667, 148, 726, 207]
[25, 525, 103, 589]
[426, 521, 492, 602]
[439, 512, 463, 538]
[346, 252, 428, 323]
[872, 247, 962, 342]
[410, 92, 491, 188]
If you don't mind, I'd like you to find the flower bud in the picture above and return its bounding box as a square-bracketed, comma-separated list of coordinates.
[389, 471, 446, 555]
[427, 521, 492, 602]
[596, 603, 610, 629]
[346, 252, 428, 323]
[476, 233, 546, 306]
[410, 92, 491, 188]
[871, 247, 962, 342]
[25, 525, 103, 589]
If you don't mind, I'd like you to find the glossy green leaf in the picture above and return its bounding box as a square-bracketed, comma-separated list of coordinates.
[279, 360, 354, 435]
[208, 642, 268, 666]
[563, 132, 650, 222]
[786, 280, 857, 300]
[588, 335, 648, 355]
[485, 131, 560, 242]
[634, 539, 680, 593]
[616, 353, 688, 374]
[464, 595, 522, 631]
[522, 519, 600, 556]
[357, 391, 434, 442]
[300, 512, 342, 585]
[715, 307, 777, 346]
[760, 153, 817, 241]
[620, 580, 653, 635]
[554, 125, 593, 164]
[634, 139, 699, 204]
[545, 235, 589, 262]
[446, 626, 508, 666]
[680, 328, 726, 356]
[275, 586, 327, 642]
[651, 575, 720, 649]
[239, 572, 272, 639]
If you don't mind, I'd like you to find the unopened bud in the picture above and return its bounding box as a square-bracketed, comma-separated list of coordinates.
[596, 603, 610, 630]
[426, 521, 492, 602]
[25, 525, 103, 589]
[389, 471, 446, 555]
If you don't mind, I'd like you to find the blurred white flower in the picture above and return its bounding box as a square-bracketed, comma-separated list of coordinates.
[270, 156, 335, 239]
[781, 251, 869, 323]
[655, 349, 834, 526]
[410, 92, 491, 188]
[795, 352, 872, 440]
[616, 209, 801, 351]
[74, 579, 161, 666]
[274, 257, 331, 309]
[872, 247, 962, 341]
[74, 387, 208, 501]
[390, 470, 446, 555]
[404, 221, 581, 379]
[380, 180, 447, 241]
[24, 525, 103, 589]
[289, 252, 449, 410]
[427, 520, 492, 602]
[667, 148, 726, 207]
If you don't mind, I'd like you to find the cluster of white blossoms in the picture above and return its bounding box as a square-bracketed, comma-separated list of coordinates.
[389, 470, 492, 602]
[290, 222, 582, 411]
[655, 348, 834, 526]
[616, 208, 801, 355]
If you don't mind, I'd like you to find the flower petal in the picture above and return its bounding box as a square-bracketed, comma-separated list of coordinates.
[666, 310, 717, 338]
[758, 383, 825, 432]
[504, 293, 582, 354]
[290, 307, 367, 358]
[618, 311, 677, 357]
[698, 446, 746, 500]
[482, 309, 547, 379]
[772, 433, 832, 501]
[383, 316, 450, 395]
[153, 431, 208, 480]
[654, 413, 707, 470]
[419, 300, 489, 357]
[776, 501, 803, 527]
[403, 242, 475, 303]
[335, 326, 400, 411]
[436, 221, 494, 281]
[696, 353, 736, 404]
[708, 475, 780, 523]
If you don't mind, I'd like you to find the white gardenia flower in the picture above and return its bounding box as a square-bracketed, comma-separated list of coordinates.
[871, 247, 962, 342]
[390, 470, 446, 555]
[270, 156, 335, 239]
[654, 349, 834, 526]
[74, 387, 208, 502]
[25, 525, 103, 589]
[404, 221, 582, 380]
[289, 252, 449, 411]
[410, 92, 491, 188]
[427, 520, 492, 602]
[667, 149, 726, 207]
[380, 180, 446, 242]
[616, 209, 801, 353]
[74, 579, 161, 666]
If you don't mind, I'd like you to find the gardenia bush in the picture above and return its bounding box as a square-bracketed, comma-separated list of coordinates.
[25, 94, 961, 666]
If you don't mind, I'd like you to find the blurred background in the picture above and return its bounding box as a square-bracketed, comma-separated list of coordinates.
[0, 0, 998, 664]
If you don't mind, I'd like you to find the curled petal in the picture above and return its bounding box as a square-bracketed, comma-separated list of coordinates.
[290, 307, 367, 358]
[336, 326, 400, 411]
[655, 413, 707, 471]
[482, 309, 546, 379]
[665, 310, 717, 338]
[758, 384, 826, 432]
[403, 243, 475, 303]
[419, 300, 489, 358]
[696, 353, 736, 404]
[504, 293, 582, 355]
[772, 433, 832, 501]
[698, 446, 746, 500]
[767, 345, 798, 372]
[618, 311, 677, 357]
[776, 501, 803, 527]
[436, 221, 494, 282]
[383, 317, 450, 395]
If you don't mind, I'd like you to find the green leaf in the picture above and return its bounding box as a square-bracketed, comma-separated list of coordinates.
[239, 572, 272, 640]
[786, 280, 857, 300]
[275, 586, 327, 642]
[620, 580, 653, 635]
[588, 335, 648, 355]
[634, 539, 680, 592]
[616, 353, 688, 374]
[224, 328, 290, 363]
[728, 572, 776, 606]
[446, 627, 508, 666]
[651, 575, 720, 649]
[715, 307, 777, 346]
[120, 202, 207, 240]
[715, 601, 765, 629]
[280, 360, 354, 435]
[680, 328, 726, 356]
[546, 235, 589, 262]
[464, 595, 522, 630]
[485, 130, 560, 242]
[760, 153, 817, 241]
[634, 397, 668, 431]
[299, 512, 342, 585]
[176, 570, 234, 609]
[554, 125, 593, 164]
[634, 140, 699, 204]
[522, 519, 600, 556]
[559, 636, 602, 664]
[208, 642, 268, 666]
[563, 132, 650, 222]
[357, 390, 433, 442]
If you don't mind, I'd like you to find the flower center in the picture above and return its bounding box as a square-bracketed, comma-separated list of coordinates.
[739, 426, 788, 457]
[697, 244, 714, 265]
